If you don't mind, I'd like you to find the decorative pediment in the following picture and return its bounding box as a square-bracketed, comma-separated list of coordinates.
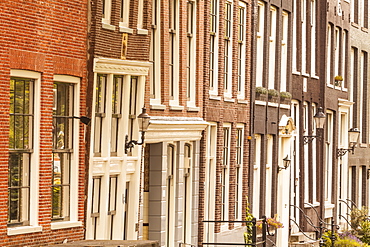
[94, 57, 151, 76]
[279, 114, 296, 136]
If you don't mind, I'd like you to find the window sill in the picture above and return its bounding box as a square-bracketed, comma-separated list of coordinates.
[150, 104, 166, 110]
[255, 100, 267, 106]
[7, 225, 43, 236]
[279, 103, 290, 109]
[187, 106, 200, 112]
[102, 23, 116, 31]
[51, 221, 83, 230]
[224, 97, 235, 103]
[119, 26, 133, 34]
[237, 99, 249, 104]
[209, 94, 221, 101]
[268, 102, 279, 107]
[137, 28, 149, 35]
[292, 70, 301, 76]
[169, 105, 184, 111]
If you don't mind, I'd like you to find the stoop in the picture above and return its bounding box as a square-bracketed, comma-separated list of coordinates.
[47, 240, 159, 247]
[290, 232, 320, 247]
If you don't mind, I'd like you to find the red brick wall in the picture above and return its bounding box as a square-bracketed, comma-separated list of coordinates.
[0, 0, 88, 246]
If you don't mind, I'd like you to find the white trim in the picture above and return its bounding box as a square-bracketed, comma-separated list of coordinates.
[256, 1, 265, 87]
[119, 0, 130, 28]
[8, 69, 41, 231]
[51, 221, 83, 230]
[54, 75, 80, 84]
[7, 226, 43, 236]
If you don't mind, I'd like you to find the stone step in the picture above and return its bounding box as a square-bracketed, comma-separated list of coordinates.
[290, 232, 317, 243]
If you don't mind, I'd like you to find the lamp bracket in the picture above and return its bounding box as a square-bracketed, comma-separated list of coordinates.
[125, 133, 145, 154]
[337, 147, 355, 158]
[303, 135, 320, 145]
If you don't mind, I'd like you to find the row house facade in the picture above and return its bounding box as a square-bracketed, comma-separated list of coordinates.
[250, 0, 293, 245]
[0, 0, 88, 246]
[85, 0, 152, 241]
[199, 0, 253, 245]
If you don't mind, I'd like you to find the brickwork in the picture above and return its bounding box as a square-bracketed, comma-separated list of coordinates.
[0, 0, 88, 246]
[198, 0, 253, 243]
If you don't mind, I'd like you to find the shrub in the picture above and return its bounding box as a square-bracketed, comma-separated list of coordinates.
[255, 86, 268, 94]
[280, 91, 292, 99]
[335, 75, 344, 81]
[267, 89, 279, 97]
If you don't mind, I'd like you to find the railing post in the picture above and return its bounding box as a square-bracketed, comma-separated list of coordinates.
[262, 216, 267, 247]
[252, 218, 257, 246]
[331, 219, 335, 247]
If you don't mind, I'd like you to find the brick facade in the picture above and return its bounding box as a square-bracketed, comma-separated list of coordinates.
[0, 0, 88, 246]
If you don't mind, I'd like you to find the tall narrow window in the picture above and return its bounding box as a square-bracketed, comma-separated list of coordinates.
[183, 144, 192, 244]
[187, 0, 197, 108]
[128, 77, 138, 155]
[223, 2, 232, 97]
[91, 177, 101, 240]
[310, 1, 316, 76]
[166, 145, 176, 246]
[256, 1, 265, 87]
[111, 76, 124, 156]
[281, 11, 289, 92]
[237, 3, 246, 99]
[150, 0, 162, 105]
[301, 0, 307, 74]
[169, 0, 180, 105]
[108, 176, 118, 240]
[326, 24, 332, 85]
[8, 77, 34, 226]
[342, 30, 348, 89]
[52, 81, 75, 221]
[235, 126, 244, 220]
[325, 112, 333, 203]
[221, 125, 230, 220]
[334, 27, 340, 85]
[361, 51, 367, 143]
[209, 0, 219, 95]
[120, 0, 130, 27]
[94, 74, 107, 156]
[102, 0, 112, 25]
[268, 7, 277, 89]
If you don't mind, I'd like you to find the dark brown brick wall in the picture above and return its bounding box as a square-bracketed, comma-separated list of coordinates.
[0, 0, 88, 246]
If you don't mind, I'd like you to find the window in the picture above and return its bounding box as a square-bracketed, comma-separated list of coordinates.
[310, 1, 316, 76]
[128, 76, 138, 155]
[334, 27, 340, 84]
[187, 0, 197, 108]
[237, 3, 246, 99]
[102, 0, 112, 27]
[111, 76, 124, 156]
[150, 0, 162, 106]
[265, 135, 273, 217]
[256, 1, 265, 87]
[281, 11, 289, 92]
[91, 177, 102, 240]
[253, 134, 262, 217]
[169, 0, 180, 106]
[166, 144, 176, 246]
[120, 0, 130, 28]
[209, 0, 219, 95]
[221, 125, 231, 220]
[107, 176, 118, 240]
[235, 126, 244, 220]
[94, 74, 107, 156]
[327, 24, 332, 85]
[52, 81, 76, 221]
[325, 111, 333, 203]
[183, 143, 192, 244]
[8, 77, 34, 226]
[268, 6, 277, 89]
[223, 1, 232, 97]
[361, 51, 368, 143]
[292, 0, 297, 72]
[301, 0, 307, 74]
[342, 30, 348, 89]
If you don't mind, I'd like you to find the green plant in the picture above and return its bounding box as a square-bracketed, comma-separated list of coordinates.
[322, 231, 338, 247]
[350, 207, 369, 232]
[335, 75, 344, 81]
[255, 86, 268, 95]
[279, 91, 292, 99]
[244, 198, 254, 245]
[359, 221, 370, 244]
[334, 238, 362, 246]
[267, 89, 279, 97]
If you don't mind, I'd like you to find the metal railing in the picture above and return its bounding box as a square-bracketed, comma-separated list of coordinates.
[203, 216, 273, 246]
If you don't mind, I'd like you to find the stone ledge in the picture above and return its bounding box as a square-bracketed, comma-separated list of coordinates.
[48, 240, 159, 247]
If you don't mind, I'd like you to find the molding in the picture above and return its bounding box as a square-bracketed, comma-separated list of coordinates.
[94, 58, 151, 75]
[102, 23, 116, 31]
[51, 221, 83, 230]
[146, 117, 208, 143]
[137, 28, 149, 35]
[7, 226, 43, 236]
[119, 26, 134, 34]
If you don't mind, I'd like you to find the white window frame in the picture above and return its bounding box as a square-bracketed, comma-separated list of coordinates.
[169, 0, 181, 109]
[186, 0, 198, 109]
[334, 27, 340, 87]
[120, 0, 130, 28]
[265, 135, 273, 217]
[221, 124, 231, 222]
[209, 0, 220, 97]
[301, 0, 307, 74]
[223, 1, 233, 99]
[311, 103, 318, 203]
[280, 11, 289, 92]
[7, 70, 42, 236]
[237, 2, 247, 100]
[256, 1, 265, 87]
[235, 124, 244, 220]
[150, 0, 164, 109]
[51, 74, 82, 230]
[325, 111, 334, 205]
[310, 0, 316, 76]
[268, 6, 277, 89]
[102, 0, 115, 31]
[253, 134, 261, 217]
[341, 30, 347, 90]
[326, 24, 332, 86]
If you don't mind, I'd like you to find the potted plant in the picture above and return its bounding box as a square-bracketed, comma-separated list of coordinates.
[280, 91, 292, 104]
[334, 75, 343, 87]
[267, 89, 279, 102]
[255, 86, 268, 101]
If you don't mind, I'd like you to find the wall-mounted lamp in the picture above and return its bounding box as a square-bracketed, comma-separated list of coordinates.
[73, 116, 91, 125]
[125, 108, 151, 154]
[303, 107, 326, 144]
[337, 128, 360, 157]
[278, 155, 291, 172]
